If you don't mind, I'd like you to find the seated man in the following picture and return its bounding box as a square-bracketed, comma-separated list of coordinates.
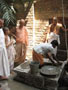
[32, 40, 60, 66]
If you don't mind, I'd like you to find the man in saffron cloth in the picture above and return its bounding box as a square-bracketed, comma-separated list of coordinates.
[33, 40, 60, 66]
[0, 19, 10, 80]
[45, 17, 68, 55]
[15, 19, 28, 65]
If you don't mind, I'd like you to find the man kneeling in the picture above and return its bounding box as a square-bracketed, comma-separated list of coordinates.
[33, 40, 60, 66]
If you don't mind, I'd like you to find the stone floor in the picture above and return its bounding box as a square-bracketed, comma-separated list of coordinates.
[0, 60, 68, 90]
[0, 73, 68, 90]
[0, 77, 40, 90]
[0, 79, 68, 90]
[0, 71, 40, 90]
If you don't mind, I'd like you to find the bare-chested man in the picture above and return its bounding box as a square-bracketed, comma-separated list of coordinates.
[15, 19, 28, 65]
[46, 17, 68, 55]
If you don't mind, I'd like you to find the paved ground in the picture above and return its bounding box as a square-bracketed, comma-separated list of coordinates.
[0, 76, 68, 90]
[0, 78, 40, 90]
[0, 61, 68, 90]
[0, 71, 40, 90]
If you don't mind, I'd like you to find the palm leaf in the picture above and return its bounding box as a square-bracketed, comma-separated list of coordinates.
[0, 0, 16, 26]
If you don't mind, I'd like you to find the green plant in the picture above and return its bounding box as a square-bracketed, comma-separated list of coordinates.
[0, 0, 16, 27]
[0, 0, 34, 27]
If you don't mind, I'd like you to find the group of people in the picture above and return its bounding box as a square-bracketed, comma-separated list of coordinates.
[0, 19, 28, 80]
[0, 16, 67, 80]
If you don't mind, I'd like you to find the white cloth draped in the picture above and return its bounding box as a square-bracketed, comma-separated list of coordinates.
[46, 32, 60, 55]
[6, 36, 16, 70]
[0, 28, 10, 77]
[46, 32, 60, 45]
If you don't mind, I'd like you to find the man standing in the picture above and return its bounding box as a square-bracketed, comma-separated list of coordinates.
[33, 40, 60, 66]
[47, 17, 63, 43]
[15, 19, 28, 65]
[0, 19, 10, 80]
[46, 17, 68, 55]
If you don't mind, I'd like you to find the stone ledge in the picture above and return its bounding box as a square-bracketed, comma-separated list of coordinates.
[14, 61, 67, 89]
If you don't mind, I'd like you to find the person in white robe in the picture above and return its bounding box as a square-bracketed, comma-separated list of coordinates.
[0, 19, 10, 80]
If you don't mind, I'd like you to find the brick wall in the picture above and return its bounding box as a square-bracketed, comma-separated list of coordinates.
[26, 4, 34, 59]
[35, 0, 68, 19]
[26, 4, 49, 59]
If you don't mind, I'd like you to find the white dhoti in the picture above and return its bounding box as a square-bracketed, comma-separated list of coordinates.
[0, 28, 10, 78]
[0, 48, 10, 77]
[46, 32, 60, 55]
[47, 32, 60, 44]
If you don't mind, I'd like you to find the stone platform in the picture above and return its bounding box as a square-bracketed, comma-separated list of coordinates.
[14, 60, 67, 90]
